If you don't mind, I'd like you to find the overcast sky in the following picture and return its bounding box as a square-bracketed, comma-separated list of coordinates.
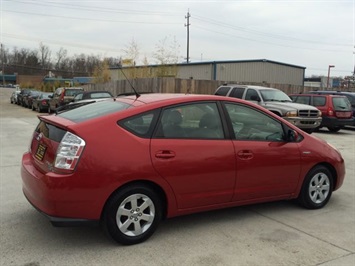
[1, 0, 354, 77]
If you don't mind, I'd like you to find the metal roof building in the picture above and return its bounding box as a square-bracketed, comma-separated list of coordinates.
[110, 59, 306, 86]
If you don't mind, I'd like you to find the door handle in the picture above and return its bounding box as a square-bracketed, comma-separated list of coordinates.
[237, 150, 253, 160]
[155, 150, 176, 159]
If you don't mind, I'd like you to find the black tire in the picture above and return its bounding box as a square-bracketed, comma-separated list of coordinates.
[327, 127, 341, 132]
[102, 184, 162, 245]
[298, 165, 333, 209]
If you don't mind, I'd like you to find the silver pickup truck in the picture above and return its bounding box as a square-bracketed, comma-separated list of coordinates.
[215, 84, 322, 133]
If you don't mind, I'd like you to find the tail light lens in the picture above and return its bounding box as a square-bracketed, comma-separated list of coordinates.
[327, 107, 334, 116]
[55, 132, 85, 171]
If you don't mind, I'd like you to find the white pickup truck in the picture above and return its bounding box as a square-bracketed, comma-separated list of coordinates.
[215, 84, 322, 133]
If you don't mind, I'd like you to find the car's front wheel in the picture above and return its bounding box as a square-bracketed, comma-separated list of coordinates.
[102, 184, 162, 245]
[298, 165, 333, 209]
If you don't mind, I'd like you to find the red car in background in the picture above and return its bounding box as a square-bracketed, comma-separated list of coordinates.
[21, 93, 345, 245]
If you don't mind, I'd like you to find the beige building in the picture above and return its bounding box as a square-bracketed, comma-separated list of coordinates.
[109, 59, 306, 86]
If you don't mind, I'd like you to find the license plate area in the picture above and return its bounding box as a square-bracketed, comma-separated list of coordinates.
[35, 143, 47, 161]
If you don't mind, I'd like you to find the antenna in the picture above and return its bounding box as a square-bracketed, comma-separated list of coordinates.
[117, 63, 140, 99]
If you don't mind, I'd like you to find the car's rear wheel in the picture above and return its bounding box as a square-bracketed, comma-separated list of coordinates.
[102, 184, 162, 245]
[298, 165, 333, 209]
[327, 126, 341, 132]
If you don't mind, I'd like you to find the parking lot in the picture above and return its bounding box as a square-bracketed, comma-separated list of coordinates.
[0, 87, 354, 266]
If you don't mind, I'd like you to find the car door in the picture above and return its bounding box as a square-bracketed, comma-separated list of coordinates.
[150, 102, 236, 209]
[223, 102, 302, 202]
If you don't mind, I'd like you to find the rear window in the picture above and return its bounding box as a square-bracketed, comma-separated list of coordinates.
[58, 100, 131, 123]
[90, 92, 113, 98]
[65, 89, 83, 96]
[332, 97, 351, 111]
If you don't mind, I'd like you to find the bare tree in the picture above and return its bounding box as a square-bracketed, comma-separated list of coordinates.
[153, 36, 180, 65]
[153, 36, 181, 77]
[39, 42, 51, 70]
[55, 47, 67, 70]
[122, 38, 140, 66]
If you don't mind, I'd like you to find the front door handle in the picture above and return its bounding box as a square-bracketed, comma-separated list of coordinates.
[155, 150, 176, 159]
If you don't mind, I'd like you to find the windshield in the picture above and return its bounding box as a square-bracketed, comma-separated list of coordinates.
[58, 100, 131, 123]
[260, 90, 292, 102]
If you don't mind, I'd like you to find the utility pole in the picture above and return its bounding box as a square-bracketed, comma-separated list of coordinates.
[185, 10, 191, 63]
[1, 43, 5, 86]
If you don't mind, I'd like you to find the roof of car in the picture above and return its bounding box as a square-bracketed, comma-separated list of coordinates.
[221, 84, 278, 91]
[289, 93, 347, 97]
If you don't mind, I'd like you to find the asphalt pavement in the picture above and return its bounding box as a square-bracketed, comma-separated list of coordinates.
[0, 87, 354, 266]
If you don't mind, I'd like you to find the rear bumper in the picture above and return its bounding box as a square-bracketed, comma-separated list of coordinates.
[21, 152, 103, 223]
[320, 117, 355, 128]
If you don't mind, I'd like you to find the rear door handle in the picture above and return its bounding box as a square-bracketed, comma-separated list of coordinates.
[237, 150, 254, 160]
[155, 150, 176, 159]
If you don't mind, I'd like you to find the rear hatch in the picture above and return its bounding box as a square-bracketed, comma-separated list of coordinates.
[30, 100, 132, 174]
[333, 97, 352, 119]
[29, 117, 77, 174]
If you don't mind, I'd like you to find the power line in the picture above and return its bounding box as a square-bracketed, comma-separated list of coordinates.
[3, 9, 181, 25]
[193, 14, 351, 48]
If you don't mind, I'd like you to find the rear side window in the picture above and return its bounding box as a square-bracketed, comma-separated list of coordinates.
[120, 111, 159, 138]
[230, 88, 245, 99]
[155, 102, 224, 139]
[291, 96, 311, 105]
[313, 96, 326, 106]
[58, 101, 131, 123]
[215, 87, 230, 96]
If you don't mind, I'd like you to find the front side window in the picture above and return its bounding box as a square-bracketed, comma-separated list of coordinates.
[155, 102, 224, 139]
[225, 103, 284, 141]
[245, 89, 259, 101]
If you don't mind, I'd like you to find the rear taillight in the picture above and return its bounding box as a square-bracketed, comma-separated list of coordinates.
[327, 107, 334, 116]
[55, 132, 85, 171]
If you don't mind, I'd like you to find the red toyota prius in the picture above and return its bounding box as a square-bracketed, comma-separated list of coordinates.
[21, 93, 345, 245]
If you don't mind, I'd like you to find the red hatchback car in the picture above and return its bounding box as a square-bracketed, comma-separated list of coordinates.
[21, 93, 345, 245]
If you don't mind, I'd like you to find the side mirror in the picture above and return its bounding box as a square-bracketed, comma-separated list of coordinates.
[287, 129, 299, 142]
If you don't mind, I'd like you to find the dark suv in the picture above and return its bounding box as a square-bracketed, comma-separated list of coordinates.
[289, 93, 355, 132]
[48, 87, 83, 113]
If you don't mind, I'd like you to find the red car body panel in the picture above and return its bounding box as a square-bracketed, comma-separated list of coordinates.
[21, 94, 346, 222]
